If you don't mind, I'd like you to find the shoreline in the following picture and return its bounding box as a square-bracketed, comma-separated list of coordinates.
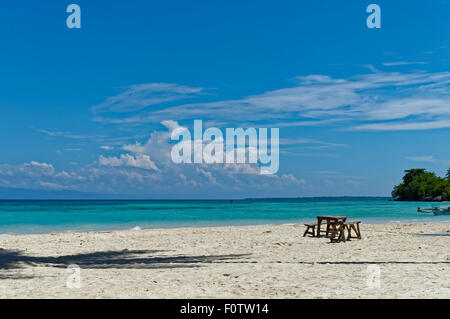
[1, 223, 449, 298]
[1, 218, 450, 236]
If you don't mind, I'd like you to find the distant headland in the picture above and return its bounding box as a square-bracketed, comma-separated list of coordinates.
[392, 168, 450, 201]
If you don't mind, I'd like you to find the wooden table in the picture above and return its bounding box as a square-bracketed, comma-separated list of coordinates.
[316, 216, 347, 238]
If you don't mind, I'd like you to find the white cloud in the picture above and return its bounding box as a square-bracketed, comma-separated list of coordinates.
[280, 174, 307, 185]
[99, 154, 158, 171]
[0, 161, 83, 191]
[161, 120, 182, 131]
[0, 124, 309, 196]
[100, 146, 114, 151]
[27, 161, 54, 170]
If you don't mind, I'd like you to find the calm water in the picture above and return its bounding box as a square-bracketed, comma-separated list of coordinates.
[0, 198, 449, 234]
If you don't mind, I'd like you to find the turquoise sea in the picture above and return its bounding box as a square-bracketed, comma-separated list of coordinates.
[0, 198, 449, 234]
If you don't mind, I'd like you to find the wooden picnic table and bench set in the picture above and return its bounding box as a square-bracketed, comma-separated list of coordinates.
[303, 215, 361, 243]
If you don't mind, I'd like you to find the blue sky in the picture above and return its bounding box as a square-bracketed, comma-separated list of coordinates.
[0, 0, 449, 198]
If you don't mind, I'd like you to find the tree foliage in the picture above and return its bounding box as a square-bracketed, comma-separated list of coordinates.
[392, 168, 450, 201]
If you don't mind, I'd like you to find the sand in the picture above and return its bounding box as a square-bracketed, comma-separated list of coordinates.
[0, 223, 449, 298]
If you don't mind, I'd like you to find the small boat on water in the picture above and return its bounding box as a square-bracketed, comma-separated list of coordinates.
[417, 206, 450, 216]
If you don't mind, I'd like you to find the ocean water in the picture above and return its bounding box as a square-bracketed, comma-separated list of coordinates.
[0, 198, 449, 234]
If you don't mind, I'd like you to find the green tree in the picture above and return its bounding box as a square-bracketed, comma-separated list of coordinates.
[446, 168, 450, 180]
[402, 169, 426, 184]
[392, 168, 449, 201]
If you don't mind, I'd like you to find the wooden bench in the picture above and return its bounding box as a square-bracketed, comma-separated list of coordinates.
[329, 221, 362, 243]
[303, 223, 317, 237]
[345, 221, 362, 240]
[329, 221, 346, 243]
[317, 216, 347, 238]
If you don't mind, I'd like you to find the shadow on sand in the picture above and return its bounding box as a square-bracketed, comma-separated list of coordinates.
[297, 260, 449, 265]
[0, 248, 251, 278]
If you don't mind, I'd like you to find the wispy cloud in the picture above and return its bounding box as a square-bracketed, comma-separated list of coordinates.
[38, 129, 97, 140]
[280, 138, 346, 148]
[382, 61, 428, 66]
[351, 119, 450, 131]
[92, 83, 207, 114]
[406, 155, 450, 165]
[63, 148, 82, 152]
[92, 71, 450, 131]
[312, 170, 365, 180]
[38, 128, 149, 147]
[313, 170, 341, 175]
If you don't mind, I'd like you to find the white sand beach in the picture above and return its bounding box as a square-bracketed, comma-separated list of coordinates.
[0, 223, 449, 298]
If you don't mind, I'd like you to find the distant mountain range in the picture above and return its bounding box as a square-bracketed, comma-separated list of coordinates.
[0, 187, 115, 200]
[0, 187, 390, 201]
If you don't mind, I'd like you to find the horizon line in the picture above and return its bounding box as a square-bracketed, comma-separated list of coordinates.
[0, 196, 392, 201]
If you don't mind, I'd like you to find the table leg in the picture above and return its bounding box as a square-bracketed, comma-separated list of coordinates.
[317, 218, 322, 238]
[356, 222, 361, 239]
[326, 220, 331, 237]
